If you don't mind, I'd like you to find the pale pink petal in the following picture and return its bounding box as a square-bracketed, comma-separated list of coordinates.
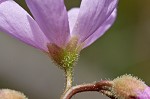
[0, 0, 49, 51]
[72, 0, 118, 44]
[68, 8, 79, 36]
[83, 9, 117, 48]
[25, 0, 70, 47]
[138, 87, 150, 99]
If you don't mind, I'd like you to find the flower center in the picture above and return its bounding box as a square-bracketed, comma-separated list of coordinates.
[47, 37, 82, 70]
[61, 50, 78, 70]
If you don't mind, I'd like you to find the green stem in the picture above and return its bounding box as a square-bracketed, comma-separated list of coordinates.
[60, 68, 73, 99]
[64, 68, 73, 92]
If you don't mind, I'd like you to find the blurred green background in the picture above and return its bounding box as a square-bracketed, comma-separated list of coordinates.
[0, 0, 150, 99]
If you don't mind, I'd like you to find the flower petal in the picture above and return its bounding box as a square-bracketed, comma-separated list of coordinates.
[72, 0, 118, 43]
[83, 9, 117, 48]
[138, 87, 150, 99]
[68, 8, 79, 36]
[25, 0, 70, 47]
[0, 0, 49, 51]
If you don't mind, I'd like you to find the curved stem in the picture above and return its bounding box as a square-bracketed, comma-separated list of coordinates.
[61, 80, 115, 99]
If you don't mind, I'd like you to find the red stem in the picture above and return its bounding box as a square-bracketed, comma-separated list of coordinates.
[61, 80, 115, 99]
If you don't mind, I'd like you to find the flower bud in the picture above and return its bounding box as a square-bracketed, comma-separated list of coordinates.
[0, 89, 27, 99]
[112, 74, 148, 99]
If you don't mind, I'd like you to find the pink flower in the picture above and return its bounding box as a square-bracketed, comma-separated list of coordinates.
[0, 0, 118, 50]
[0, 0, 118, 67]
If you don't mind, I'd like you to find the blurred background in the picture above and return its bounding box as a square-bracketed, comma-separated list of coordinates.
[0, 0, 150, 99]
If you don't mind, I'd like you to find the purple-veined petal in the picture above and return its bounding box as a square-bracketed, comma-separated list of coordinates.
[83, 9, 117, 48]
[72, 0, 118, 44]
[138, 87, 150, 99]
[0, 0, 49, 51]
[25, 0, 70, 47]
[68, 8, 79, 36]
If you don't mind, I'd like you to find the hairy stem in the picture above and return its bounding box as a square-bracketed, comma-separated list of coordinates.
[65, 69, 73, 92]
[61, 80, 115, 99]
[60, 68, 73, 99]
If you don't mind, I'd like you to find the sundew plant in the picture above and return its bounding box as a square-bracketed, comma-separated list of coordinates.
[0, 0, 150, 99]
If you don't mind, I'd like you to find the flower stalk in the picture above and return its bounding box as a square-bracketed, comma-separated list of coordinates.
[60, 68, 73, 99]
[61, 80, 114, 99]
[65, 68, 73, 92]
